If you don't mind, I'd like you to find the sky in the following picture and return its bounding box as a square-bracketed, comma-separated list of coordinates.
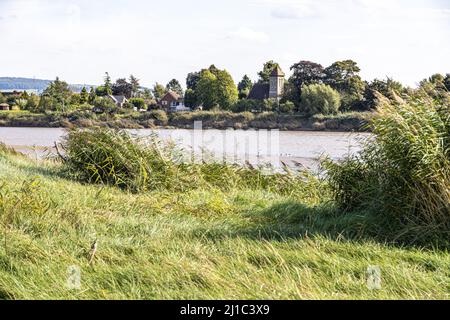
[0, 0, 449, 88]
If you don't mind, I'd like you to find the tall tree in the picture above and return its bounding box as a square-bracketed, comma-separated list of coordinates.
[38, 77, 72, 111]
[258, 60, 279, 83]
[196, 70, 217, 110]
[238, 75, 253, 99]
[152, 83, 167, 100]
[324, 60, 365, 110]
[88, 87, 96, 104]
[80, 87, 89, 104]
[129, 75, 140, 97]
[215, 69, 238, 110]
[166, 79, 184, 96]
[288, 61, 325, 106]
[186, 72, 201, 90]
[104, 72, 112, 95]
[112, 78, 133, 98]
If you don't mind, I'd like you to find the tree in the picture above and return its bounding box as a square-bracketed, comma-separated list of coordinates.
[215, 69, 238, 110]
[104, 72, 112, 95]
[112, 78, 133, 98]
[238, 75, 253, 99]
[93, 96, 116, 113]
[196, 70, 217, 110]
[152, 83, 167, 100]
[258, 60, 279, 83]
[363, 78, 404, 110]
[186, 72, 201, 90]
[299, 83, 341, 115]
[288, 61, 325, 106]
[324, 60, 365, 110]
[184, 89, 198, 108]
[141, 88, 154, 100]
[129, 75, 140, 97]
[95, 86, 108, 96]
[25, 94, 40, 111]
[166, 79, 184, 96]
[129, 98, 146, 110]
[80, 87, 89, 104]
[88, 87, 96, 104]
[38, 77, 72, 112]
[0, 93, 5, 104]
[195, 68, 238, 110]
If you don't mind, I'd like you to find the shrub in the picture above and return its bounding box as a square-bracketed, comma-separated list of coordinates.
[129, 98, 146, 110]
[148, 110, 168, 126]
[326, 93, 450, 243]
[93, 97, 116, 113]
[279, 101, 295, 114]
[300, 84, 341, 115]
[60, 128, 325, 200]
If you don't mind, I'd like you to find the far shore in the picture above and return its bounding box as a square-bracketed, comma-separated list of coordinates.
[0, 110, 374, 132]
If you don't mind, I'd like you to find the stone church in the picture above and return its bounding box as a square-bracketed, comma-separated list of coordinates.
[248, 66, 285, 100]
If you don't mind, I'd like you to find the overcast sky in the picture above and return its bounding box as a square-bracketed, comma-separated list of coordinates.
[1, 0, 449, 87]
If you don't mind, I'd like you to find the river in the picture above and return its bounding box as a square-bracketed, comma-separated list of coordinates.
[0, 127, 370, 171]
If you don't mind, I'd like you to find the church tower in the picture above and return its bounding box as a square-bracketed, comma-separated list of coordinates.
[269, 66, 285, 99]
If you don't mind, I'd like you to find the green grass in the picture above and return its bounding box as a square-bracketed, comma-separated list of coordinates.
[0, 147, 448, 300]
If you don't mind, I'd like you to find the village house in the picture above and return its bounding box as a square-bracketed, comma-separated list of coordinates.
[0, 103, 9, 111]
[248, 66, 285, 101]
[158, 91, 190, 112]
[106, 95, 128, 108]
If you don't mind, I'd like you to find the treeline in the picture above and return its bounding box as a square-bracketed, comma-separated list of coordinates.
[1, 59, 449, 117]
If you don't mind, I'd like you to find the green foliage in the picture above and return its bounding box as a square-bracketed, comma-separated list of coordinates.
[152, 83, 167, 100]
[279, 101, 295, 114]
[196, 70, 218, 109]
[25, 94, 40, 112]
[60, 128, 321, 197]
[232, 99, 262, 113]
[300, 84, 341, 115]
[288, 61, 325, 106]
[258, 60, 279, 83]
[196, 68, 238, 110]
[324, 60, 366, 111]
[129, 98, 146, 110]
[184, 89, 198, 109]
[238, 75, 253, 99]
[93, 97, 116, 113]
[103, 72, 112, 95]
[326, 93, 450, 243]
[0, 93, 5, 104]
[148, 110, 168, 125]
[166, 79, 184, 96]
[38, 77, 72, 112]
[129, 75, 140, 98]
[80, 87, 89, 104]
[95, 86, 108, 97]
[112, 78, 132, 98]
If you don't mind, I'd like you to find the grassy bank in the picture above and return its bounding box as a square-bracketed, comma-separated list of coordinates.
[0, 138, 448, 299]
[0, 110, 373, 131]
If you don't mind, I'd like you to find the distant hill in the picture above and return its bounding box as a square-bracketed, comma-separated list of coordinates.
[0, 77, 96, 93]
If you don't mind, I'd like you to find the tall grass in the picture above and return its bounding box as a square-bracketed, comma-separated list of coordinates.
[60, 128, 327, 202]
[326, 93, 449, 243]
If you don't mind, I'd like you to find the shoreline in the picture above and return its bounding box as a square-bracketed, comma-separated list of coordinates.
[0, 110, 374, 132]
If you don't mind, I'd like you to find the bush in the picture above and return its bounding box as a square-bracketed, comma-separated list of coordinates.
[60, 128, 324, 199]
[326, 93, 450, 243]
[279, 101, 295, 114]
[129, 98, 146, 110]
[300, 84, 341, 115]
[148, 110, 168, 126]
[93, 97, 116, 113]
[232, 99, 261, 113]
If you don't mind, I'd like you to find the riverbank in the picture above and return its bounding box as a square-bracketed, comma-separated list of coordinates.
[0, 143, 448, 299]
[0, 110, 374, 131]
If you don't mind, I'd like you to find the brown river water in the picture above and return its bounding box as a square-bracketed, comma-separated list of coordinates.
[0, 127, 371, 171]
